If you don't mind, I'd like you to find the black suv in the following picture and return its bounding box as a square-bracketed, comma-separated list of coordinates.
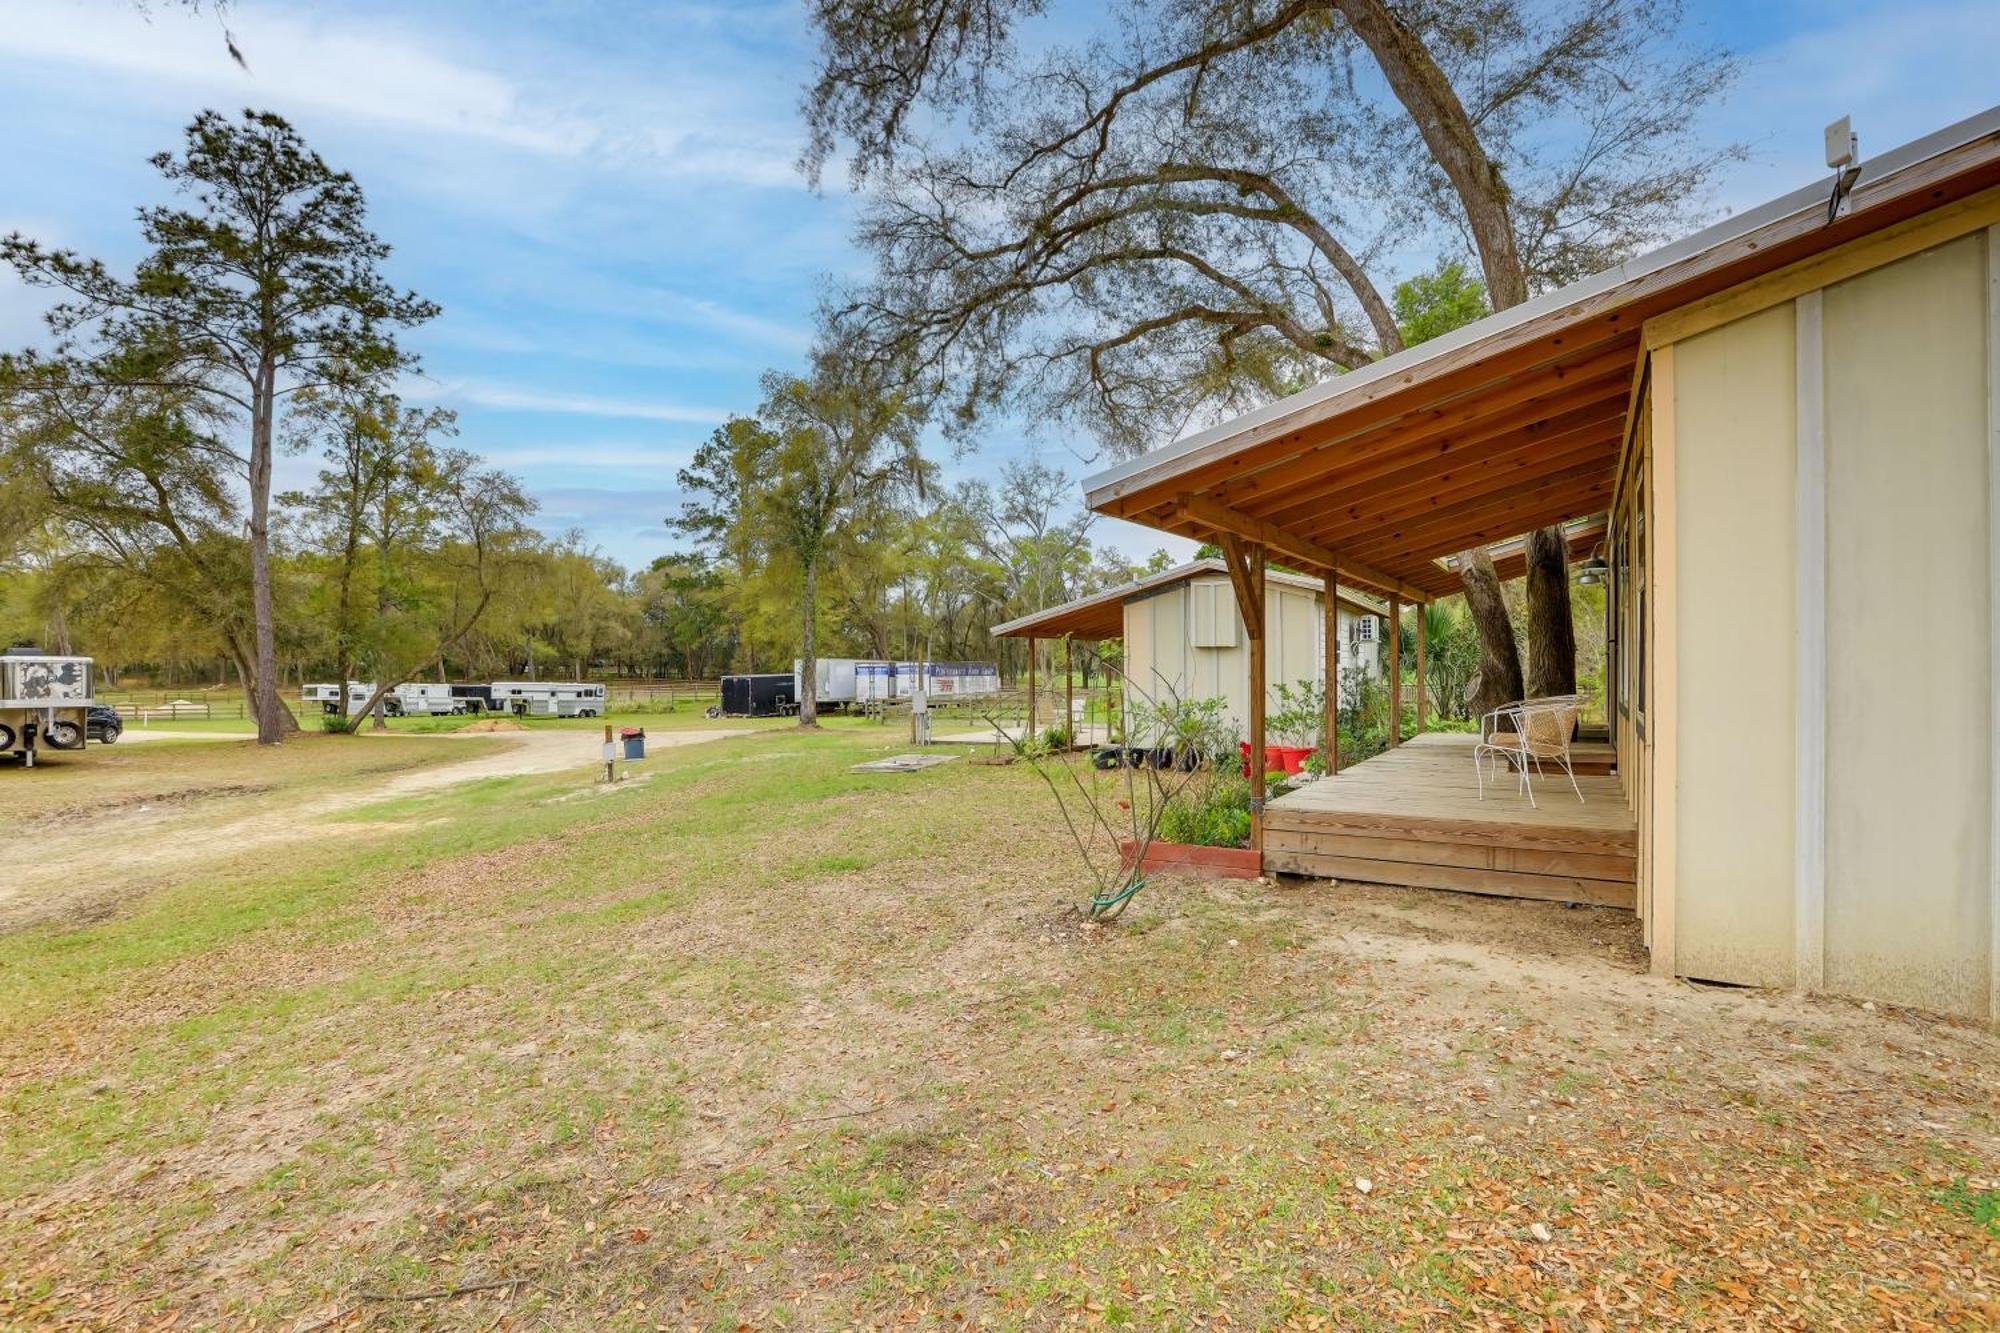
[86, 705, 123, 743]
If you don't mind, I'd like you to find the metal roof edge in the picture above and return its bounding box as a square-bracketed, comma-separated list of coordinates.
[988, 558, 1385, 638]
[1081, 102, 2000, 503]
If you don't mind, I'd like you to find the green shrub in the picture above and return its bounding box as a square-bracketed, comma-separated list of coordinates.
[1157, 774, 1253, 848]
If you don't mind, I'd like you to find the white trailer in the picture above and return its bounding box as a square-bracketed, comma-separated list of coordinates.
[302, 681, 376, 715]
[854, 660, 896, 703]
[928, 662, 1000, 698]
[489, 681, 607, 718]
[1, 651, 97, 766]
[892, 661, 1000, 700]
[847, 660, 1000, 703]
[794, 657, 865, 708]
[386, 682, 464, 716]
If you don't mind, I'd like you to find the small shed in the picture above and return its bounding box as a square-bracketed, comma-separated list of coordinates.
[990, 558, 1386, 739]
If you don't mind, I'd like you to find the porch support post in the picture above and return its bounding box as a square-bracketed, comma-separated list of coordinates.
[1323, 571, 1341, 774]
[1026, 636, 1037, 740]
[1388, 595, 1403, 746]
[1064, 636, 1075, 746]
[1220, 534, 1268, 850]
[1415, 603, 1428, 736]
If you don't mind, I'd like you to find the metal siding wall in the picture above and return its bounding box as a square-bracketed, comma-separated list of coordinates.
[1122, 594, 1156, 731]
[1671, 303, 1800, 987]
[1823, 233, 1993, 1017]
[1156, 583, 1193, 715]
[1121, 578, 1331, 740]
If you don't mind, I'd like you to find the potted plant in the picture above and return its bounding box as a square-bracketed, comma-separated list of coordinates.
[1271, 681, 1325, 774]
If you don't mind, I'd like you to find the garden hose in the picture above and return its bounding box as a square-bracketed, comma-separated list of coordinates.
[1088, 876, 1145, 921]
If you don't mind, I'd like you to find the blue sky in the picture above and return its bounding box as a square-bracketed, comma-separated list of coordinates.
[3, 0, 1997, 571]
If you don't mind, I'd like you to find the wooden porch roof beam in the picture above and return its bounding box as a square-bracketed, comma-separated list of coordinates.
[1246, 381, 1631, 526]
[1289, 432, 1624, 545]
[1173, 492, 1432, 603]
[1343, 475, 1617, 567]
[1261, 410, 1627, 535]
[1208, 343, 1642, 511]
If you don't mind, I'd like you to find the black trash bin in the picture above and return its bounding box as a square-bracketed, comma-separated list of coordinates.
[620, 727, 646, 760]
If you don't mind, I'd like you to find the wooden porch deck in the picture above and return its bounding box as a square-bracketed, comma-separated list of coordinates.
[1263, 732, 1637, 909]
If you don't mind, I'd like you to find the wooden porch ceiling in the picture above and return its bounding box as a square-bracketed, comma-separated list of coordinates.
[1110, 333, 1639, 602]
[1085, 112, 2000, 604]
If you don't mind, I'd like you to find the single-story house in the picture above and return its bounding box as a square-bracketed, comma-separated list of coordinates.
[991, 558, 1387, 740]
[1080, 106, 2000, 1020]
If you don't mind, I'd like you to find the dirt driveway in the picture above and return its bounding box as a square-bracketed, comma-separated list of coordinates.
[0, 727, 739, 933]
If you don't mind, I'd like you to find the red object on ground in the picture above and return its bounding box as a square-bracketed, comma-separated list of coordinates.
[1278, 746, 1316, 774]
[1119, 839, 1262, 879]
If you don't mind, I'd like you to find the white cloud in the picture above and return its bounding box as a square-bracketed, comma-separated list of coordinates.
[406, 376, 731, 425]
[647, 290, 812, 349]
[480, 444, 695, 471]
[2, 2, 584, 155]
[0, 0, 805, 189]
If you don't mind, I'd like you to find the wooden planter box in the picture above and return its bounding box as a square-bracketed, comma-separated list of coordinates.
[1119, 838, 1262, 879]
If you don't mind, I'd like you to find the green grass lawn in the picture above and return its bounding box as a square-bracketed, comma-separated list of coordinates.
[1, 728, 1993, 1329]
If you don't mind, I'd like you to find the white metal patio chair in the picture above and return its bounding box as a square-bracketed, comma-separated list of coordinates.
[1474, 696, 1584, 807]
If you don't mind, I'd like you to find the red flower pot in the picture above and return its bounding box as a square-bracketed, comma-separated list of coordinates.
[1278, 746, 1314, 774]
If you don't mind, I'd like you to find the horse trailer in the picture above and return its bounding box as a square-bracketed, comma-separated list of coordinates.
[489, 681, 606, 718]
[302, 681, 375, 715]
[2, 650, 97, 766]
[386, 683, 464, 716]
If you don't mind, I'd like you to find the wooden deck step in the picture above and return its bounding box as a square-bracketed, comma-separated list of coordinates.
[1264, 732, 1637, 910]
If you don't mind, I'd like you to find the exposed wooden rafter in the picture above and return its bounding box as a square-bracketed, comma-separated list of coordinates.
[1175, 492, 1432, 603]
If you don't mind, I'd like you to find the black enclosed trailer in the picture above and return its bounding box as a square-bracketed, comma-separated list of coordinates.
[450, 683, 494, 714]
[720, 672, 797, 717]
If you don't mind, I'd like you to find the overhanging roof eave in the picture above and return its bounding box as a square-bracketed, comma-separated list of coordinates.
[1082, 102, 2000, 512]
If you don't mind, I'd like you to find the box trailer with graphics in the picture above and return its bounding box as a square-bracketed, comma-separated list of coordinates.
[855, 660, 896, 703]
[890, 661, 1001, 700]
[2, 650, 97, 765]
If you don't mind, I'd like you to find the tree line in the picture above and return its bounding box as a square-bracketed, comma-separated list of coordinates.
[0, 108, 1148, 733]
[798, 0, 1739, 721]
[8, 0, 1739, 742]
